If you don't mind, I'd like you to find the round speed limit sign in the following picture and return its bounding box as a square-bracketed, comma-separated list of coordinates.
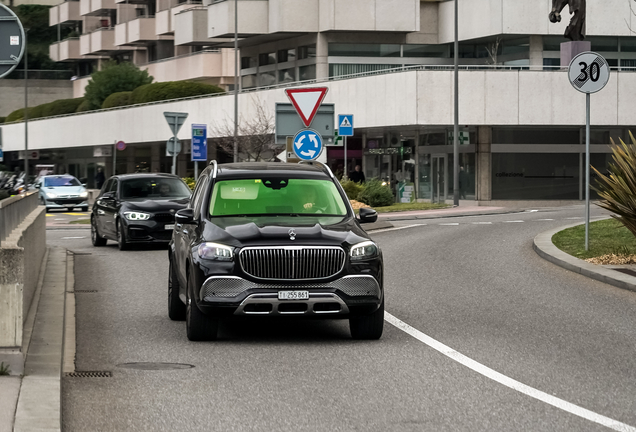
[568, 51, 610, 94]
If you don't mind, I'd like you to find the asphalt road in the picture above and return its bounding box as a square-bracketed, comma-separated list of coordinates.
[51, 205, 636, 432]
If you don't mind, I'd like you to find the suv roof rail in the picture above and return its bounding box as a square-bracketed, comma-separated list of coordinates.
[208, 160, 218, 178]
[298, 161, 334, 179]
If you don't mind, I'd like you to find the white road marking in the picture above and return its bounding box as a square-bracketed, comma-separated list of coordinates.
[371, 224, 426, 234]
[439, 223, 459, 226]
[537, 219, 554, 221]
[61, 237, 86, 240]
[54, 219, 66, 221]
[566, 217, 583, 220]
[528, 210, 539, 212]
[385, 312, 636, 432]
[503, 220, 524, 223]
[472, 222, 492, 225]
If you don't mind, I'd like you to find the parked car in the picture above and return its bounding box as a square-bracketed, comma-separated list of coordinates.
[91, 173, 191, 250]
[35, 175, 89, 212]
[169, 161, 384, 341]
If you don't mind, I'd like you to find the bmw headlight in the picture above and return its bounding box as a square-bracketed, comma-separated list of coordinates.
[197, 242, 234, 261]
[123, 211, 151, 221]
[46, 192, 57, 198]
[80, 191, 88, 198]
[350, 241, 379, 261]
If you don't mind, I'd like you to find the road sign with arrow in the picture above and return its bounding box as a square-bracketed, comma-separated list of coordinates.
[292, 129, 323, 161]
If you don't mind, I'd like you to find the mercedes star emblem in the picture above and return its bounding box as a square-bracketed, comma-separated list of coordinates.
[288, 229, 296, 241]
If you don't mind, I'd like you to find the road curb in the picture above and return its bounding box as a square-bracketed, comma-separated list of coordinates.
[380, 209, 525, 222]
[533, 221, 636, 294]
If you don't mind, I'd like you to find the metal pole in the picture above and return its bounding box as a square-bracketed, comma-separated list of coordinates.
[453, 0, 459, 206]
[585, 92, 590, 251]
[344, 136, 348, 180]
[194, 161, 198, 180]
[171, 136, 177, 175]
[233, 0, 238, 163]
[24, 30, 28, 184]
[113, 140, 116, 175]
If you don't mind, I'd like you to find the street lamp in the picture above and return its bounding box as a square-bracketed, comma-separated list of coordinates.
[233, 0, 238, 163]
[24, 28, 28, 183]
[453, 0, 459, 206]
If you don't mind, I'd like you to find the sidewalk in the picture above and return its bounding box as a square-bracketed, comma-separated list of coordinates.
[534, 221, 636, 293]
[0, 247, 72, 432]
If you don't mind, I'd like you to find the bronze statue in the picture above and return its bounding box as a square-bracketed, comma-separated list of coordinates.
[549, 0, 586, 41]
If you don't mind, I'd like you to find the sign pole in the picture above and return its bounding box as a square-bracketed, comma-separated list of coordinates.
[585, 92, 590, 251]
[344, 136, 347, 180]
[194, 161, 198, 181]
[24, 29, 28, 184]
[113, 140, 116, 175]
[171, 129, 177, 175]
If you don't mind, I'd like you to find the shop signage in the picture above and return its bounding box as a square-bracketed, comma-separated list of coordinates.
[448, 131, 470, 145]
[398, 182, 415, 203]
[365, 147, 411, 155]
[191, 124, 207, 162]
[93, 146, 112, 157]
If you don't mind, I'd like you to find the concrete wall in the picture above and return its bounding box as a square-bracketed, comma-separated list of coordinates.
[0, 80, 74, 117]
[0, 200, 46, 351]
[2, 68, 634, 152]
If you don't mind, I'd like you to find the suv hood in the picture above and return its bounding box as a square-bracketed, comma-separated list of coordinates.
[202, 216, 371, 248]
[122, 198, 189, 212]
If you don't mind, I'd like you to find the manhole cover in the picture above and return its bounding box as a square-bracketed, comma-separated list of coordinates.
[116, 362, 195, 371]
[66, 371, 112, 378]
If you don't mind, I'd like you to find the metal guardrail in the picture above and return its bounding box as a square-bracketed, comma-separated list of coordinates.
[0, 192, 39, 246]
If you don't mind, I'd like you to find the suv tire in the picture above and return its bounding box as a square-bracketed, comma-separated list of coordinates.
[349, 299, 384, 340]
[91, 216, 107, 246]
[117, 220, 129, 251]
[186, 272, 218, 341]
[168, 256, 186, 321]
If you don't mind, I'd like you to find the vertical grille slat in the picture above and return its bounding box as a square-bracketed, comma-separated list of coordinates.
[240, 247, 345, 280]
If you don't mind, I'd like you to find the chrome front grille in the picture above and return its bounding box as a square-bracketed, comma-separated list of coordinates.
[239, 247, 345, 280]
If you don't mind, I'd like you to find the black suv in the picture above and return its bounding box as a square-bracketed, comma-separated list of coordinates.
[169, 161, 384, 341]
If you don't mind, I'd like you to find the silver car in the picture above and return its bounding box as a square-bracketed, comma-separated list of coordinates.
[35, 175, 89, 212]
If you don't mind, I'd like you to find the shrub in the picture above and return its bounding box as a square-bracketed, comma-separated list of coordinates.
[130, 81, 224, 104]
[593, 131, 636, 238]
[102, 91, 132, 109]
[182, 177, 195, 190]
[41, 98, 85, 117]
[357, 178, 394, 207]
[6, 108, 25, 122]
[83, 61, 153, 110]
[340, 179, 364, 200]
[0, 117, 5, 124]
[75, 99, 93, 113]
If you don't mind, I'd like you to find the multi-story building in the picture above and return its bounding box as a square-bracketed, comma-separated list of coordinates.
[4, 0, 635, 202]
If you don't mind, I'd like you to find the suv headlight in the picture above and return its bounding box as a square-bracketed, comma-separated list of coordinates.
[123, 211, 151, 221]
[350, 241, 379, 261]
[198, 242, 234, 261]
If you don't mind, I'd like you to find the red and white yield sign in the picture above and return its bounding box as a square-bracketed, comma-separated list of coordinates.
[284, 87, 328, 128]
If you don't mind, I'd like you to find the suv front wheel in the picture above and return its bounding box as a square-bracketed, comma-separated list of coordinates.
[349, 300, 384, 340]
[186, 271, 218, 341]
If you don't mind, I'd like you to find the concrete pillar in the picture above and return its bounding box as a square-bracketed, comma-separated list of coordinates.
[316, 33, 329, 80]
[177, 151, 187, 177]
[126, 146, 135, 174]
[414, 131, 420, 199]
[529, 35, 543, 70]
[151, 143, 161, 173]
[476, 126, 492, 202]
[361, 133, 367, 178]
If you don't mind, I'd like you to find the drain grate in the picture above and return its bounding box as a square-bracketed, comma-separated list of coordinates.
[74, 290, 98, 293]
[613, 268, 636, 278]
[66, 371, 112, 378]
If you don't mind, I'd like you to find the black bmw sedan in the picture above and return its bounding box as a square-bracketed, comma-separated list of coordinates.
[169, 161, 384, 342]
[91, 173, 191, 250]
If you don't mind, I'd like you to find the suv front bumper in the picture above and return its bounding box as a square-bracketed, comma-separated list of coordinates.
[197, 275, 382, 317]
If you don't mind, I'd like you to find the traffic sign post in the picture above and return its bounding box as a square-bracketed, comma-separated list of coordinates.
[284, 87, 328, 127]
[568, 51, 610, 251]
[338, 115, 353, 180]
[113, 140, 125, 175]
[164, 112, 188, 175]
[293, 129, 323, 161]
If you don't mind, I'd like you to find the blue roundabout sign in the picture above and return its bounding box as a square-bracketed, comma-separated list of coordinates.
[293, 129, 323, 161]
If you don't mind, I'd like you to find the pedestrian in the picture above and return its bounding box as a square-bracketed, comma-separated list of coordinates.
[95, 166, 106, 189]
[349, 165, 365, 183]
[459, 165, 469, 199]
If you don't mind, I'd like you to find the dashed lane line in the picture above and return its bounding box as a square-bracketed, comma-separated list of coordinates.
[439, 223, 460, 226]
[503, 220, 525, 223]
[60, 237, 87, 240]
[385, 312, 636, 432]
[370, 224, 426, 234]
[472, 222, 493, 224]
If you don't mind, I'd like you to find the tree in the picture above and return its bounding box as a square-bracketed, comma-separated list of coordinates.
[210, 97, 280, 162]
[485, 36, 502, 66]
[83, 61, 153, 110]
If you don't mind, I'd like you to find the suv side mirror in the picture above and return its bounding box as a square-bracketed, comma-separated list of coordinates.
[175, 208, 196, 224]
[358, 207, 378, 223]
[35, 183, 41, 188]
[101, 191, 115, 200]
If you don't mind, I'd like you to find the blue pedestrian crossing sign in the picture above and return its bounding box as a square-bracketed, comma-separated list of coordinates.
[338, 114, 354, 137]
[293, 129, 323, 161]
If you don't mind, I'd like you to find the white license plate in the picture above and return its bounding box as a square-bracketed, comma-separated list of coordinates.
[278, 290, 309, 300]
[165, 224, 175, 230]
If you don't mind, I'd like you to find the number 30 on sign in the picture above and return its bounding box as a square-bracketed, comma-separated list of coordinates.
[568, 52, 610, 94]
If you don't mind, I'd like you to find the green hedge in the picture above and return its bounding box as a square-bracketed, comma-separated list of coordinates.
[75, 99, 92, 113]
[340, 179, 364, 200]
[6, 97, 85, 122]
[0, 117, 5, 124]
[130, 81, 224, 104]
[357, 178, 394, 207]
[102, 91, 132, 109]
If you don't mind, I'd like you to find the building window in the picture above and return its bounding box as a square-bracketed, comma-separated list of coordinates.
[241, 56, 257, 69]
[299, 64, 316, 81]
[492, 128, 580, 145]
[278, 48, 295, 63]
[298, 44, 316, 60]
[402, 44, 448, 58]
[278, 67, 295, 83]
[258, 70, 276, 87]
[329, 64, 400, 77]
[242, 74, 257, 89]
[259, 52, 276, 66]
[328, 43, 400, 58]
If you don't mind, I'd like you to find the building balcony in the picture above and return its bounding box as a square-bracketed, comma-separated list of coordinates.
[49, 0, 81, 26]
[318, 0, 419, 33]
[49, 38, 82, 62]
[91, 27, 116, 53]
[154, 2, 198, 35]
[208, 0, 268, 38]
[174, 7, 208, 45]
[128, 16, 158, 43]
[142, 49, 235, 86]
[80, 0, 116, 17]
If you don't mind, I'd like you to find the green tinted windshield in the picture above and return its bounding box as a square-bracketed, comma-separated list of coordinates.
[209, 179, 348, 217]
